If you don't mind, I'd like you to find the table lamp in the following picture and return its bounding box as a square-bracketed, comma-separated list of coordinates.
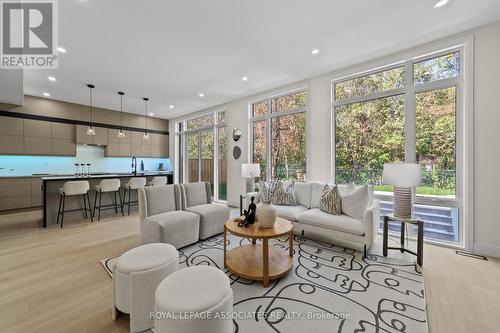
[241, 163, 261, 193]
[382, 163, 422, 219]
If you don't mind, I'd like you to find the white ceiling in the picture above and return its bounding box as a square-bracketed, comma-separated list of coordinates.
[23, 0, 500, 119]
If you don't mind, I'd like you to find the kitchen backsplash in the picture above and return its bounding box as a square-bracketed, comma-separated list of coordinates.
[0, 145, 171, 176]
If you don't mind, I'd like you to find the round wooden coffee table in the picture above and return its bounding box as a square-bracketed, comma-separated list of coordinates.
[223, 217, 293, 287]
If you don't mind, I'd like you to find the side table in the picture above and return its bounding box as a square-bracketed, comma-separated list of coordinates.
[383, 215, 424, 266]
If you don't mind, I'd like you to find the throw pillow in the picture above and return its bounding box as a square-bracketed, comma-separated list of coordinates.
[271, 181, 297, 206]
[319, 184, 342, 215]
[341, 185, 369, 220]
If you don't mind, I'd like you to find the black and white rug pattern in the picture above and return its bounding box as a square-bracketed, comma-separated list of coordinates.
[102, 234, 428, 333]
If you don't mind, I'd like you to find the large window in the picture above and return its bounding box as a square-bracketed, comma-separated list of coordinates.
[333, 49, 464, 245]
[250, 90, 307, 181]
[175, 111, 227, 202]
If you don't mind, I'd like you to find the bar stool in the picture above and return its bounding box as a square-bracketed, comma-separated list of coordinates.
[93, 179, 122, 221]
[57, 180, 93, 228]
[148, 176, 167, 186]
[122, 177, 146, 216]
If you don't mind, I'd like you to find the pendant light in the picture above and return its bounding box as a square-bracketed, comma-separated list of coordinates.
[86, 84, 96, 136]
[117, 91, 126, 138]
[142, 97, 150, 140]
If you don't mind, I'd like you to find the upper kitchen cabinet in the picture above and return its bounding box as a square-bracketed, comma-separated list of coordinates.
[106, 129, 131, 157]
[150, 133, 169, 157]
[0, 116, 24, 154]
[23, 119, 52, 155]
[51, 123, 76, 156]
[76, 125, 107, 146]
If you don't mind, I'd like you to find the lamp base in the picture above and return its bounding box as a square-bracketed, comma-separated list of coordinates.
[393, 187, 412, 219]
[245, 178, 255, 193]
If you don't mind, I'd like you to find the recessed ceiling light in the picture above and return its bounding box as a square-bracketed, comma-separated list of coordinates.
[311, 48, 319, 55]
[43, 92, 50, 97]
[242, 76, 248, 81]
[169, 105, 174, 109]
[48, 76, 56, 82]
[149, 112, 154, 116]
[198, 93, 205, 98]
[57, 47, 66, 53]
[433, 0, 449, 8]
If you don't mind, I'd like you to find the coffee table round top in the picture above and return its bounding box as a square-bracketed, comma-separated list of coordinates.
[224, 216, 292, 239]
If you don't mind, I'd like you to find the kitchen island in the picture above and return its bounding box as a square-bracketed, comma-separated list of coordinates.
[42, 172, 173, 228]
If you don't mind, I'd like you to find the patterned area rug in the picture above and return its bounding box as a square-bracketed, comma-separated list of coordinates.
[101, 234, 428, 333]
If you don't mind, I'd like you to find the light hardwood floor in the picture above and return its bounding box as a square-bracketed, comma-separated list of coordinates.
[0, 209, 499, 333]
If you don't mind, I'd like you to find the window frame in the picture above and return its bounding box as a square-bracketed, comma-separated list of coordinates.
[330, 38, 473, 249]
[249, 88, 308, 181]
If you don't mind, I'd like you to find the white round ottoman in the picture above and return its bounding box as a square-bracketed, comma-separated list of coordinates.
[154, 266, 233, 333]
[113, 243, 178, 333]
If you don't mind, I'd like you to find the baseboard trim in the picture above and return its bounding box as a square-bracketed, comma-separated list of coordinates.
[473, 243, 500, 259]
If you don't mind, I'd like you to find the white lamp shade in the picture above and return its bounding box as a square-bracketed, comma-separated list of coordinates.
[382, 163, 422, 187]
[241, 163, 261, 178]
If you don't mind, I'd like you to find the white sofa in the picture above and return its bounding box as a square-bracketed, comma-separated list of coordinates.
[246, 182, 380, 256]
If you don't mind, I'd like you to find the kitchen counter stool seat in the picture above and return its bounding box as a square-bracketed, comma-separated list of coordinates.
[57, 180, 93, 228]
[93, 179, 122, 221]
[122, 177, 146, 216]
[148, 176, 167, 187]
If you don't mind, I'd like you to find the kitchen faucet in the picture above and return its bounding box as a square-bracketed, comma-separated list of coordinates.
[131, 156, 137, 175]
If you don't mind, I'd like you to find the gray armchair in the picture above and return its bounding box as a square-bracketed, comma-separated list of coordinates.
[180, 182, 230, 240]
[138, 184, 200, 249]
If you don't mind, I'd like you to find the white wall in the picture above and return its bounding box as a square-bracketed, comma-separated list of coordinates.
[472, 22, 500, 257]
[169, 21, 500, 257]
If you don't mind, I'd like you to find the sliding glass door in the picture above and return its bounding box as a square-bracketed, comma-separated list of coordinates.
[175, 111, 227, 202]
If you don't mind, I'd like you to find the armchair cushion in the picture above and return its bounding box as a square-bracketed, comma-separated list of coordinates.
[141, 210, 200, 249]
[297, 208, 365, 236]
[187, 203, 230, 240]
[144, 185, 177, 216]
[181, 182, 210, 209]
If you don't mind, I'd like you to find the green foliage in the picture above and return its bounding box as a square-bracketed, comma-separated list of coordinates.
[335, 57, 458, 197]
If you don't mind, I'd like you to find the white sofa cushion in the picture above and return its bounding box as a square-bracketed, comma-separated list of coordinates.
[273, 204, 308, 221]
[297, 208, 365, 236]
[341, 185, 369, 221]
[310, 182, 326, 208]
[293, 182, 312, 208]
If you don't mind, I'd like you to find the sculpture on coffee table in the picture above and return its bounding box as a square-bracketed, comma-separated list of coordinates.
[238, 196, 257, 228]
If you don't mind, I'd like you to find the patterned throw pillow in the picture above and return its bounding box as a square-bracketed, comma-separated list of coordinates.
[271, 181, 297, 206]
[319, 184, 342, 215]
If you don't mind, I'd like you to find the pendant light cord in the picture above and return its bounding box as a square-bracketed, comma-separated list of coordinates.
[89, 87, 93, 126]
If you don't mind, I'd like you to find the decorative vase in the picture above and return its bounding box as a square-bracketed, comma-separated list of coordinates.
[257, 202, 276, 228]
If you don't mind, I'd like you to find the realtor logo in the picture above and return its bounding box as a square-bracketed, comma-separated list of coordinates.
[1, 0, 58, 68]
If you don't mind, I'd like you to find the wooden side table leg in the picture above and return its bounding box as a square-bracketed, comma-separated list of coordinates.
[417, 221, 424, 266]
[263, 238, 269, 287]
[289, 231, 293, 257]
[383, 216, 388, 257]
[223, 226, 227, 268]
[400, 221, 405, 253]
